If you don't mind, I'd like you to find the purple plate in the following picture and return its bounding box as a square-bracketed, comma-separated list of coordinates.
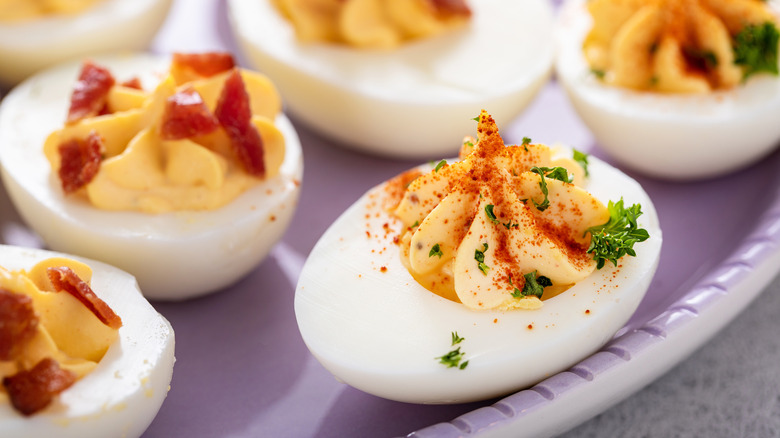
[0, 1, 778, 437]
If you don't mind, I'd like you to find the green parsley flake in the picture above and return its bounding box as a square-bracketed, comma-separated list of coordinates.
[429, 243, 443, 258]
[474, 243, 489, 275]
[437, 332, 468, 369]
[485, 204, 499, 224]
[511, 271, 553, 299]
[528, 166, 573, 212]
[734, 22, 780, 80]
[434, 159, 447, 172]
[573, 148, 590, 177]
[585, 198, 650, 269]
[451, 331, 465, 345]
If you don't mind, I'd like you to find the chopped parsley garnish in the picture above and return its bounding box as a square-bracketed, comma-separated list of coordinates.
[411, 220, 420, 228]
[591, 68, 606, 79]
[521, 137, 532, 151]
[573, 148, 590, 177]
[472, 115, 480, 121]
[474, 243, 489, 275]
[434, 159, 447, 172]
[485, 204, 499, 224]
[585, 198, 650, 269]
[683, 47, 719, 71]
[733, 22, 780, 80]
[511, 271, 553, 299]
[429, 243, 443, 258]
[437, 332, 469, 369]
[528, 166, 573, 212]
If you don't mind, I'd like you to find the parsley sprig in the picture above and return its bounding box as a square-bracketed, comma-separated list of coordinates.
[474, 243, 489, 275]
[573, 149, 590, 177]
[733, 22, 780, 80]
[429, 243, 443, 258]
[585, 198, 650, 269]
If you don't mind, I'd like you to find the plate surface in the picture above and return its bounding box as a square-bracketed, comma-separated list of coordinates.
[0, 1, 778, 437]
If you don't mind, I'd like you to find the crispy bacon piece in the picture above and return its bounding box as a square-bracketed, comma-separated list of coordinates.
[215, 69, 265, 177]
[57, 131, 104, 194]
[431, 0, 471, 16]
[47, 267, 122, 330]
[160, 87, 220, 140]
[66, 61, 115, 124]
[0, 288, 39, 361]
[172, 52, 235, 78]
[120, 77, 143, 90]
[3, 358, 77, 416]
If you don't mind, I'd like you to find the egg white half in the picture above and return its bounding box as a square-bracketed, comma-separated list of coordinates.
[555, 0, 780, 181]
[228, 0, 554, 159]
[0, 0, 173, 87]
[0, 53, 304, 300]
[0, 244, 175, 438]
[295, 154, 662, 404]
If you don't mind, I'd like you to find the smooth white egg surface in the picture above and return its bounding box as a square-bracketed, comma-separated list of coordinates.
[0, 244, 175, 438]
[227, 0, 554, 159]
[555, 0, 780, 181]
[0, 0, 173, 87]
[295, 151, 662, 404]
[0, 53, 304, 300]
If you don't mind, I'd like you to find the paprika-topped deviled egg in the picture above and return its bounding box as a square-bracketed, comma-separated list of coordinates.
[228, 0, 555, 159]
[295, 111, 662, 404]
[556, 0, 780, 180]
[0, 244, 175, 438]
[0, 52, 303, 300]
[0, 0, 173, 87]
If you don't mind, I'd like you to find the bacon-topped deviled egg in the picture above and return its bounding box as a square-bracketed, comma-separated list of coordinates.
[556, 0, 780, 180]
[294, 111, 662, 403]
[0, 52, 303, 300]
[0, 0, 173, 87]
[228, 0, 555, 158]
[0, 244, 175, 438]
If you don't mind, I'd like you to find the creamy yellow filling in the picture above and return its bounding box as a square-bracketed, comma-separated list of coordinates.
[0, 258, 118, 404]
[0, 0, 102, 23]
[43, 67, 285, 214]
[272, 0, 471, 49]
[584, 0, 778, 93]
[390, 111, 609, 310]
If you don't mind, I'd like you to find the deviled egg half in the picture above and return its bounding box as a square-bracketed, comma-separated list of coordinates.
[556, 0, 780, 180]
[0, 244, 175, 438]
[0, 0, 173, 87]
[295, 111, 662, 404]
[0, 52, 303, 300]
[228, 0, 555, 159]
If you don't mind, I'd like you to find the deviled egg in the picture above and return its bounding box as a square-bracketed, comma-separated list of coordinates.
[0, 53, 303, 300]
[295, 111, 662, 404]
[555, 0, 780, 180]
[0, 0, 173, 87]
[0, 244, 175, 438]
[228, 0, 555, 158]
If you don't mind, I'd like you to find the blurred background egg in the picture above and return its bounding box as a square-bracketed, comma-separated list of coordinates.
[555, 0, 780, 180]
[0, 0, 173, 87]
[227, 0, 555, 159]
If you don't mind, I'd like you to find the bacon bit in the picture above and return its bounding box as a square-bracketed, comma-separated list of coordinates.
[3, 358, 77, 416]
[57, 131, 104, 194]
[0, 289, 38, 361]
[171, 52, 236, 80]
[430, 0, 471, 17]
[120, 77, 143, 90]
[215, 69, 265, 177]
[66, 61, 115, 124]
[47, 267, 122, 330]
[160, 87, 219, 140]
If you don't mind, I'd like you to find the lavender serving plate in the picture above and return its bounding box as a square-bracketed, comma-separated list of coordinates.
[0, 1, 778, 437]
